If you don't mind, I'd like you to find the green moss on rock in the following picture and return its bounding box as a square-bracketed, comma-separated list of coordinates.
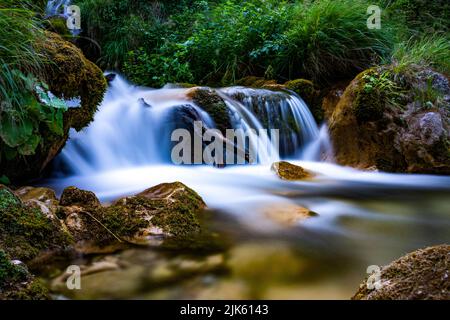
[0, 185, 72, 261]
[60, 183, 208, 250]
[285, 79, 323, 123]
[60, 186, 101, 207]
[187, 88, 232, 135]
[0, 250, 50, 300]
[0, 32, 107, 183]
[329, 65, 450, 174]
[271, 161, 315, 181]
[39, 31, 107, 130]
[352, 245, 450, 300]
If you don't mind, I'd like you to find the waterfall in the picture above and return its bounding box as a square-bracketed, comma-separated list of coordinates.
[45, 0, 72, 17]
[52, 75, 327, 176]
[220, 87, 320, 159]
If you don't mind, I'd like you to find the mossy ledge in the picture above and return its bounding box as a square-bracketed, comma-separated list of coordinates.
[0, 32, 107, 183]
[59, 182, 210, 252]
[187, 87, 232, 136]
[0, 185, 73, 262]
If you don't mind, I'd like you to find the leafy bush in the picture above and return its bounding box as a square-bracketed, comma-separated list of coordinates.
[0, 1, 68, 166]
[278, 0, 397, 84]
[185, 0, 293, 85]
[383, 0, 449, 36]
[123, 46, 193, 88]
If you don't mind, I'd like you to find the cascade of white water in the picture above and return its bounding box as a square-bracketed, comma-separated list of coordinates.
[53, 75, 331, 176]
[219, 87, 321, 159]
[45, 0, 71, 17]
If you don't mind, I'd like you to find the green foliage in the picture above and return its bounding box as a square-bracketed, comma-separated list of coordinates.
[279, 0, 397, 83]
[354, 68, 404, 123]
[383, 0, 449, 36]
[0, 72, 68, 160]
[390, 36, 450, 74]
[0, 2, 68, 162]
[123, 46, 193, 88]
[75, 0, 448, 87]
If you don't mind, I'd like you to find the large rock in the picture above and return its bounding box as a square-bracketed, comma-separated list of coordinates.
[58, 182, 207, 252]
[352, 245, 450, 300]
[0, 185, 73, 262]
[187, 87, 233, 136]
[329, 66, 450, 174]
[0, 250, 49, 300]
[285, 79, 322, 123]
[0, 32, 106, 183]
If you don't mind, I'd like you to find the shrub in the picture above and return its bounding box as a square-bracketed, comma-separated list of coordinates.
[279, 0, 397, 84]
[390, 35, 450, 74]
[185, 0, 293, 85]
[382, 0, 449, 36]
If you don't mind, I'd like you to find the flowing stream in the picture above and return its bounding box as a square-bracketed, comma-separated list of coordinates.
[42, 75, 450, 299]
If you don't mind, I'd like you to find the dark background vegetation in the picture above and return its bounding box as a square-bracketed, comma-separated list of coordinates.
[0, 0, 448, 183]
[73, 0, 449, 87]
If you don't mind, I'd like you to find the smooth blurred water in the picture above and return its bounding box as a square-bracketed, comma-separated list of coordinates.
[42, 75, 450, 299]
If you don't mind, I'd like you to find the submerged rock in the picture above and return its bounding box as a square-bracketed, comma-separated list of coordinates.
[262, 203, 318, 227]
[58, 182, 208, 252]
[329, 66, 450, 174]
[352, 245, 450, 300]
[271, 161, 315, 180]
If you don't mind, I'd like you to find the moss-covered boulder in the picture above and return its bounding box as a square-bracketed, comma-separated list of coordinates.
[114, 182, 206, 243]
[60, 186, 101, 208]
[352, 245, 450, 300]
[187, 87, 232, 135]
[39, 31, 107, 131]
[0, 32, 106, 183]
[0, 185, 73, 262]
[329, 66, 450, 174]
[59, 182, 207, 252]
[285, 79, 323, 123]
[271, 161, 315, 181]
[0, 250, 50, 300]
